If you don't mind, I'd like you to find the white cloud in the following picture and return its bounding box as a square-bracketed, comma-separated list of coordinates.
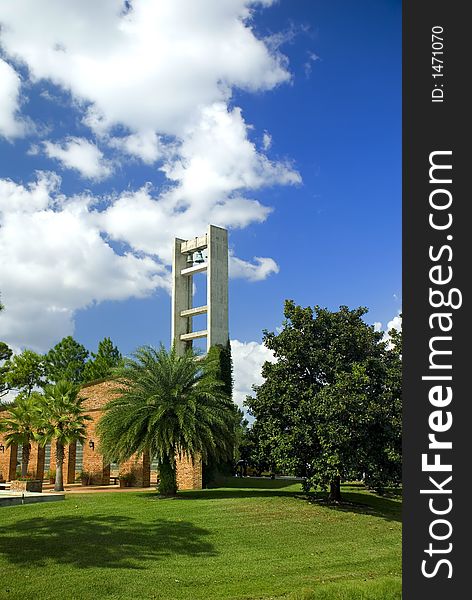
[161, 103, 300, 201]
[230, 255, 279, 281]
[42, 137, 113, 180]
[0, 171, 280, 352]
[108, 130, 163, 164]
[98, 104, 299, 261]
[0, 173, 168, 352]
[0, 1, 302, 351]
[304, 51, 320, 78]
[386, 314, 402, 333]
[374, 311, 402, 349]
[262, 131, 272, 150]
[231, 339, 275, 409]
[0, 58, 26, 139]
[0, 0, 289, 138]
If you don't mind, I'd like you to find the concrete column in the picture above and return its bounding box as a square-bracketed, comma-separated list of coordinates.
[176, 454, 202, 490]
[172, 237, 191, 355]
[28, 442, 46, 480]
[207, 225, 229, 350]
[0, 440, 17, 481]
[67, 441, 77, 484]
[119, 452, 151, 487]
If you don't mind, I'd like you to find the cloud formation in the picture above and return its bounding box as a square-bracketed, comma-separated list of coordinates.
[0, 173, 168, 351]
[230, 255, 280, 282]
[0, 0, 288, 137]
[0, 1, 301, 351]
[0, 58, 26, 139]
[41, 137, 113, 180]
[231, 339, 275, 410]
[374, 311, 402, 349]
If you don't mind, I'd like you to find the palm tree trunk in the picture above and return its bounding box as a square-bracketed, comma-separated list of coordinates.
[328, 476, 342, 502]
[55, 441, 65, 492]
[158, 455, 177, 496]
[21, 443, 31, 478]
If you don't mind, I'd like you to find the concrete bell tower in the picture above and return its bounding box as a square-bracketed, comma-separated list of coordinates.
[171, 224, 229, 355]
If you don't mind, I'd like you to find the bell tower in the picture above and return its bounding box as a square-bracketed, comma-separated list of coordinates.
[171, 225, 229, 355]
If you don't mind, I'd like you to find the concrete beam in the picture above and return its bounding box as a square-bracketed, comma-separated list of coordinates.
[180, 330, 208, 341]
[180, 305, 208, 317]
[180, 263, 207, 276]
[181, 234, 208, 254]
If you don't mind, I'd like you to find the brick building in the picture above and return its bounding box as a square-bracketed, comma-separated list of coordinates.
[0, 379, 202, 490]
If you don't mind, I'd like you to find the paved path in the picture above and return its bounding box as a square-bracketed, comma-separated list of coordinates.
[0, 489, 65, 506]
[42, 483, 157, 494]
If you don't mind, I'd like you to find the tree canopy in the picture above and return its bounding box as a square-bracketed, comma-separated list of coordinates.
[36, 381, 91, 491]
[0, 341, 13, 399]
[83, 337, 122, 382]
[0, 392, 43, 477]
[44, 336, 89, 384]
[245, 301, 402, 500]
[3, 349, 46, 396]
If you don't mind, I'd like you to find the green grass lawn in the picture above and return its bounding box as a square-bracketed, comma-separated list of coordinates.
[0, 478, 401, 600]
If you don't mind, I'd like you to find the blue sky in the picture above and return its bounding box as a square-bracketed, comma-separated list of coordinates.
[0, 0, 401, 406]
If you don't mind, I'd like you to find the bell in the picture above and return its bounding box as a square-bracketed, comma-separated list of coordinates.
[194, 250, 205, 264]
[186, 253, 194, 266]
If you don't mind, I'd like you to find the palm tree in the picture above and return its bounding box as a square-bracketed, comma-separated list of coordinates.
[36, 381, 91, 491]
[0, 392, 42, 477]
[97, 345, 236, 496]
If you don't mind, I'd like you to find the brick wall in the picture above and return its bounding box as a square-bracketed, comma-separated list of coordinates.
[78, 380, 203, 490]
[176, 454, 202, 491]
[49, 441, 77, 484]
[119, 452, 151, 487]
[0, 381, 203, 490]
[28, 443, 46, 480]
[0, 430, 17, 481]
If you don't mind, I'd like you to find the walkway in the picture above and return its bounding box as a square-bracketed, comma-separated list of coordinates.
[42, 483, 157, 494]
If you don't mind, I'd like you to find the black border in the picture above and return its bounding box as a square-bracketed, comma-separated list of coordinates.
[403, 2, 469, 596]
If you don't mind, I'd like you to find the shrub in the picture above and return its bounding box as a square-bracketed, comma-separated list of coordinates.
[80, 471, 93, 486]
[119, 472, 136, 487]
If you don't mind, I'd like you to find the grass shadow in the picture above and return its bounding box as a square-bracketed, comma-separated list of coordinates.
[299, 490, 402, 523]
[0, 514, 215, 569]
[143, 477, 401, 523]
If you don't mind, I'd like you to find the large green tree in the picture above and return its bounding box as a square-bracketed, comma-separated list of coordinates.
[83, 337, 122, 382]
[44, 336, 89, 384]
[97, 345, 236, 496]
[0, 392, 43, 477]
[3, 350, 46, 396]
[0, 298, 12, 401]
[0, 342, 13, 400]
[36, 381, 91, 491]
[246, 301, 402, 501]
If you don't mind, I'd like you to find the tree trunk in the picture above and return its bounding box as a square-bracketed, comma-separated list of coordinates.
[328, 476, 342, 502]
[21, 443, 31, 478]
[55, 441, 65, 492]
[158, 455, 177, 496]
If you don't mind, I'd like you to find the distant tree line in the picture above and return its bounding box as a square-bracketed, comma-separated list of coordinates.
[0, 336, 123, 400]
[0, 323, 123, 491]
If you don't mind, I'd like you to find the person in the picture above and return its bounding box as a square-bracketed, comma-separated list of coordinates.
[235, 459, 247, 477]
